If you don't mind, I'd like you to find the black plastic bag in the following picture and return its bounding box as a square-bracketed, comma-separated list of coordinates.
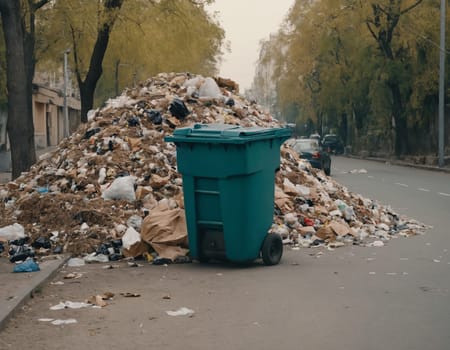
[146, 109, 163, 125]
[128, 117, 140, 127]
[84, 127, 101, 139]
[32, 236, 52, 249]
[225, 98, 235, 107]
[169, 98, 190, 120]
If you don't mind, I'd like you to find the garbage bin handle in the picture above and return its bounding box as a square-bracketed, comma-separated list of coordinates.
[185, 124, 243, 138]
[171, 124, 289, 140]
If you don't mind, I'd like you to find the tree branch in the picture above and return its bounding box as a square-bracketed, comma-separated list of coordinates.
[69, 23, 82, 86]
[32, 0, 50, 11]
[377, 4, 389, 16]
[366, 21, 378, 41]
[401, 0, 424, 15]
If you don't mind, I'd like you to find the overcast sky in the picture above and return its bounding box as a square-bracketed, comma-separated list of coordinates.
[207, 0, 295, 91]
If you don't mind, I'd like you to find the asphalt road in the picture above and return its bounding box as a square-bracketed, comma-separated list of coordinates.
[1, 157, 449, 350]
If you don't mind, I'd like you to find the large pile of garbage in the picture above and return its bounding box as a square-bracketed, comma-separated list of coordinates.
[0, 72, 427, 263]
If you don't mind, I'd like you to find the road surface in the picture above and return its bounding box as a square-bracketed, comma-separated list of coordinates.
[1, 157, 449, 350]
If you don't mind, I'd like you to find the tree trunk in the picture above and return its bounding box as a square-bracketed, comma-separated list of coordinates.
[0, 1, 36, 179]
[389, 82, 409, 156]
[77, 0, 124, 122]
[79, 81, 96, 123]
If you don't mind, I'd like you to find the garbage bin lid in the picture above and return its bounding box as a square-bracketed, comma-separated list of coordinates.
[166, 123, 291, 144]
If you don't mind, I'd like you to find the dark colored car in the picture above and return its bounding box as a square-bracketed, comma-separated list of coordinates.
[292, 139, 331, 175]
[321, 134, 344, 155]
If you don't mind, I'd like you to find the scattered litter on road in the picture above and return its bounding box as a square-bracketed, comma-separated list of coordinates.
[127, 262, 143, 268]
[86, 293, 113, 307]
[102, 264, 120, 269]
[63, 272, 83, 279]
[50, 281, 64, 285]
[120, 292, 141, 298]
[38, 318, 78, 325]
[67, 258, 85, 267]
[51, 319, 78, 325]
[166, 307, 195, 317]
[50, 301, 92, 310]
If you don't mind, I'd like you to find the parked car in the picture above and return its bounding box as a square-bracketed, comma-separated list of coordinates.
[321, 134, 344, 154]
[309, 133, 321, 143]
[291, 138, 331, 175]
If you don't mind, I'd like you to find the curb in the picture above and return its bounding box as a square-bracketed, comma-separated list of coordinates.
[344, 155, 450, 174]
[0, 255, 70, 331]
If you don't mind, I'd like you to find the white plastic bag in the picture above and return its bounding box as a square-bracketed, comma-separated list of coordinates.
[102, 176, 136, 201]
[0, 223, 25, 241]
[122, 227, 141, 250]
[198, 77, 222, 99]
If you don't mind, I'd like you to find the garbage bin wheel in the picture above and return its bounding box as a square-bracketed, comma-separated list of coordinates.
[197, 255, 209, 263]
[261, 234, 283, 266]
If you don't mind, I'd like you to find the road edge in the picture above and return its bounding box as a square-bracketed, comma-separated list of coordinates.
[0, 255, 70, 332]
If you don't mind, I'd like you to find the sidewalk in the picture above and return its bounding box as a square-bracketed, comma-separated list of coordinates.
[0, 147, 64, 331]
[0, 255, 69, 331]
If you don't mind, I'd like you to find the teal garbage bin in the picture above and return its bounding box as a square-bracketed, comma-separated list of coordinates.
[165, 123, 291, 265]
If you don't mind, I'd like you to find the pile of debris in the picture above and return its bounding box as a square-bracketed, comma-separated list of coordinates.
[0, 72, 428, 264]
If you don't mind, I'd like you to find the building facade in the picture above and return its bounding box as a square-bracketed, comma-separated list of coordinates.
[0, 83, 80, 151]
[0, 83, 81, 171]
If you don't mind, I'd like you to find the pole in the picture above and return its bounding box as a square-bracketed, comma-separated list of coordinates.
[63, 50, 70, 138]
[438, 0, 446, 167]
[115, 60, 120, 97]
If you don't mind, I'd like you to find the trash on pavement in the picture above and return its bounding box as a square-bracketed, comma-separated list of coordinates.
[38, 318, 78, 325]
[63, 272, 83, 279]
[67, 258, 85, 267]
[86, 292, 114, 307]
[121, 226, 149, 258]
[140, 207, 188, 260]
[50, 301, 92, 310]
[370, 241, 385, 247]
[13, 258, 40, 273]
[166, 307, 195, 317]
[87, 295, 107, 307]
